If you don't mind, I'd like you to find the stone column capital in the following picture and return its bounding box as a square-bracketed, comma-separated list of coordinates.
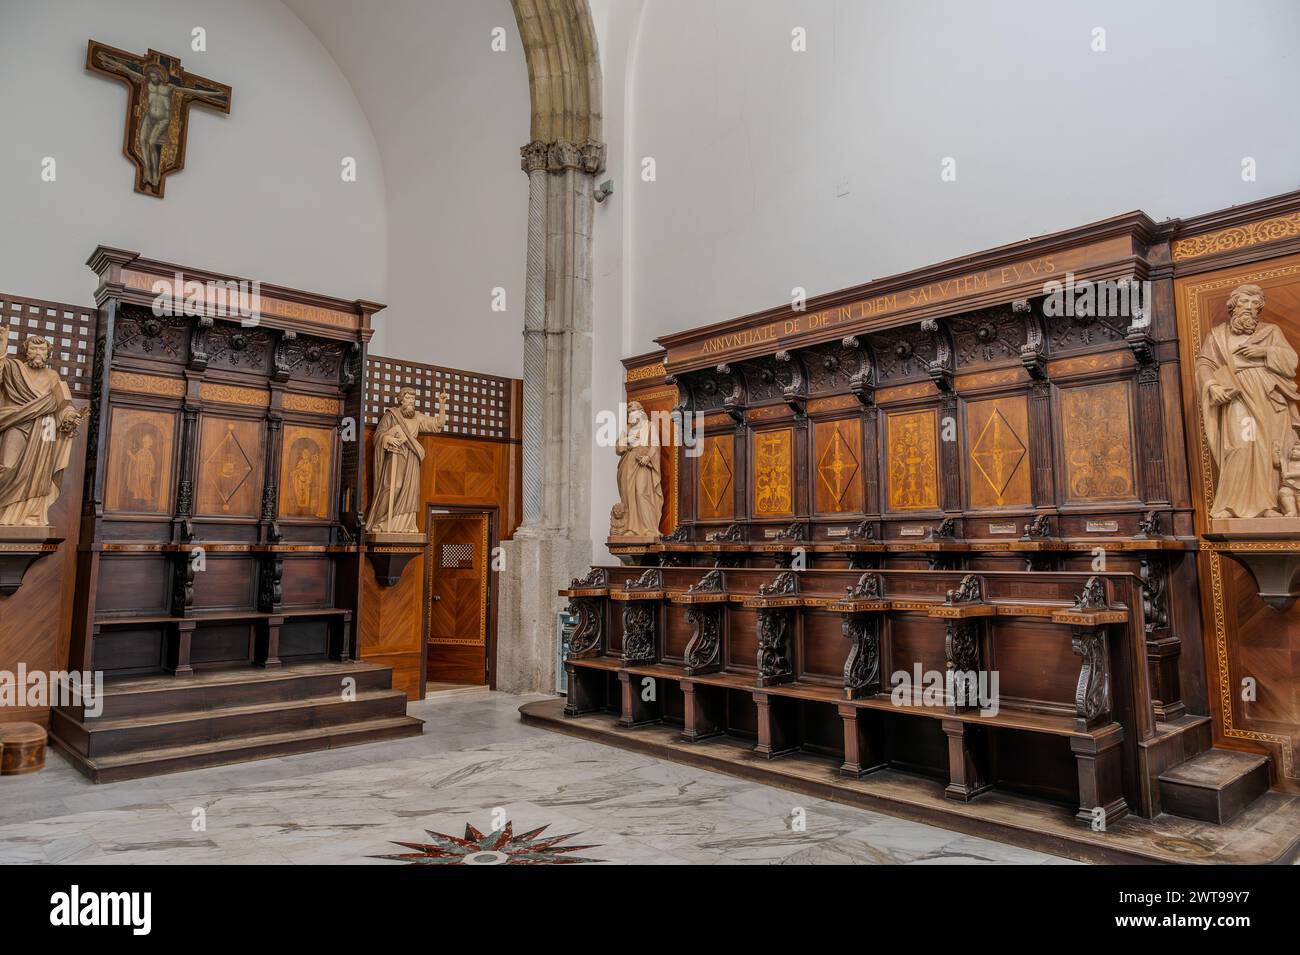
[520, 138, 606, 176]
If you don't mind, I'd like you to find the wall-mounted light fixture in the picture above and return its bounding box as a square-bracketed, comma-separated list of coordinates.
[594, 179, 614, 203]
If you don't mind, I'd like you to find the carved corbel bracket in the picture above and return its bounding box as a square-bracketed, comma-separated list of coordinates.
[1015, 300, 1048, 380]
[840, 336, 876, 406]
[0, 538, 62, 597]
[775, 349, 807, 416]
[921, 318, 955, 393]
[835, 572, 886, 699]
[566, 596, 605, 658]
[756, 607, 793, 686]
[715, 363, 746, 424]
[188, 315, 214, 372]
[1214, 548, 1300, 613]
[365, 536, 423, 586]
[271, 329, 296, 383]
[660, 525, 689, 545]
[258, 552, 284, 613]
[1071, 626, 1113, 731]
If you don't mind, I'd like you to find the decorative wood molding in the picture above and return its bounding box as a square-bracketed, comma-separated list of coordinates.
[198, 382, 269, 407]
[108, 371, 185, 398]
[1173, 210, 1300, 262]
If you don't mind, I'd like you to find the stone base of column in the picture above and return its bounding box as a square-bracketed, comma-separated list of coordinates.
[496, 528, 593, 694]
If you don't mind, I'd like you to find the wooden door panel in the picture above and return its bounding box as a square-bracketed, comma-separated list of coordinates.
[425, 511, 489, 685]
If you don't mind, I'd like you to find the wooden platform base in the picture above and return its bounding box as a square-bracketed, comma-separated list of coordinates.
[51, 660, 423, 783]
[520, 699, 1300, 865]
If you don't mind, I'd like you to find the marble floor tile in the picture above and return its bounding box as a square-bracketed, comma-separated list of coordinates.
[0, 692, 1073, 865]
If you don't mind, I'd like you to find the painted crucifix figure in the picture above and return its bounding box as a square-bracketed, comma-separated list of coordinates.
[86, 41, 232, 198]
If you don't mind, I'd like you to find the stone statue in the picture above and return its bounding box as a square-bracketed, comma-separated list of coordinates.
[1278, 444, 1300, 517]
[367, 388, 449, 535]
[612, 400, 663, 539]
[1196, 283, 1300, 519]
[0, 336, 85, 531]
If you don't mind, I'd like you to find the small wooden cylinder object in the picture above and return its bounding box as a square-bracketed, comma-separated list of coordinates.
[0, 722, 48, 775]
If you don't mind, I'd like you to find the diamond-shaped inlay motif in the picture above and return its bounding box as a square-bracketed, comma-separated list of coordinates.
[971, 409, 1026, 504]
[817, 428, 859, 505]
[700, 442, 732, 511]
[207, 426, 255, 511]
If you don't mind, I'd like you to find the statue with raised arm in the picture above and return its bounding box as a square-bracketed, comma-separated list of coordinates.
[1196, 283, 1300, 519]
[0, 336, 85, 530]
[367, 388, 449, 534]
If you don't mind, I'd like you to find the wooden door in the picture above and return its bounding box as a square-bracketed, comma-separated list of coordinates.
[425, 510, 491, 685]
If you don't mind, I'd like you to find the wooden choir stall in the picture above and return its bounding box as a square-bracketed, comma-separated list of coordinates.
[523, 190, 1300, 864]
[48, 249, 423, 781]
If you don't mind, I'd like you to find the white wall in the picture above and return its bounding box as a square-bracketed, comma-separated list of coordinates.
[283, 0, 530, 375]
[0, 0, 387, 310]
[588, 0, 646, 564]
[621, 0, 1300, 353]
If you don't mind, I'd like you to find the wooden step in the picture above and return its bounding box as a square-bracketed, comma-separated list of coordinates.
[52, 689, 409, 758]
[51, 715, 425, 783]
[1158, 749, 1271, 824]
[61, 661, 396, 721]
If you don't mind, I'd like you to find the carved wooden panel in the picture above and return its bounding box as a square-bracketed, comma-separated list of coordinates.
[697, 432, 735, 521]
[104, 407, 176, 515]
[195, 416, 264, 518]
[279, 425, 334, 520]
[813, 417, 864, 515]
[1059, 380, 1136, 502]
[948, 306, 1025, 368]
[965, 395, 1032, 509]
[885, 408, 939, 511]
[751, 427, 793, 517]
[1175, 253, 1300, 792]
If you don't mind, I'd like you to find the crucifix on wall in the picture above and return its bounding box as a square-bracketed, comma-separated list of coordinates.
[86, 40, 232, 198]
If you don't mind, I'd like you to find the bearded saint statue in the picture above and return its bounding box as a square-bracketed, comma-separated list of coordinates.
[367, 388, 449, 534]
[612, 401, 663, 538]
[0, 336, 85, 530]
[1196, 283, 1300, 519]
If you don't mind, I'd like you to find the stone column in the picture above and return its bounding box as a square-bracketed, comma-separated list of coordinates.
[497, 137, 605, 694]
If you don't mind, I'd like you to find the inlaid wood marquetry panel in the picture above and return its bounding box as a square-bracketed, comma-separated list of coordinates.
[195, 416, 264, 518]
[813, 418, 864, 515]
[104, 407, 176, 515]
[279, 424, 334, 520]
[1059, 380, 1136, 502]
[965, 395, 1031, 509]
[697, 433, 735, 521]
[751, 427, 793, 517]
[886, 409, 938, 511]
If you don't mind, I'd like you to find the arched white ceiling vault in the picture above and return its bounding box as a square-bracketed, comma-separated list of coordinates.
[283, 0, 532, 376]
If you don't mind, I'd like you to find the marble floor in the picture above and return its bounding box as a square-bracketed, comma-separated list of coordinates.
[0, 692, 1074, 865]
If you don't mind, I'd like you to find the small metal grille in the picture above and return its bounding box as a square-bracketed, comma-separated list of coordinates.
[1, 293, 98, 398]
[440, 542, 473, 568]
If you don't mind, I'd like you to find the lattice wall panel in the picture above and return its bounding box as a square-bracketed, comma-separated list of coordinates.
[1, 293, 98, 398]
[366, 355, 514, 439]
